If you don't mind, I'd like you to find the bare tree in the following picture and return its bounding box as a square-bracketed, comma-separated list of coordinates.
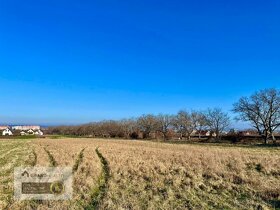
[233, 88, 280, 144]
[137, 114, 158, 139]
[173, 110, 196, 140]
[119, 118, 137, 139]
[156, 114, 175, 140]
[205, 108, 230, 140]
[103, 121, 122, 138]
[191, 111, 207, 139]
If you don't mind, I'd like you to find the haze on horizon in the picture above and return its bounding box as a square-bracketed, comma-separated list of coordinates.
[0, 0, 279, 126]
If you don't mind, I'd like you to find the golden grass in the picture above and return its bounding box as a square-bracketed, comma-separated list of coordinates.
[0, 140, 33, 209]
[0, 138, 279, 209]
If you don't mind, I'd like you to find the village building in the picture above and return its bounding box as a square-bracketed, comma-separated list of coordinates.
[0, 125, 43, 136]
[34, 130, 44, 136]
[238, 129, 259, 136]
[20, 131, 26, 136]
[12, 125, 41, 131]
[27, 129, 35, 135]
[198, 130, 217, 137]
[20, 129, 43, 136]
[1, 128, 13, 136]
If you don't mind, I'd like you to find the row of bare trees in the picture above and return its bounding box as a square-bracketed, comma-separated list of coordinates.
[47, 88, 280, 144]
[47, 108, 230, 140]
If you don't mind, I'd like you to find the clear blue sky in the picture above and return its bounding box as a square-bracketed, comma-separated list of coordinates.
[0, 0, 279, 125]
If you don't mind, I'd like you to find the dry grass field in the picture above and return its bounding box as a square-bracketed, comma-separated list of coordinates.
[0, 138, 279, 210]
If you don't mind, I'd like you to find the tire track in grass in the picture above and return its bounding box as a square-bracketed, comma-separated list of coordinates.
[72, 148, 85, 173]
[84, 147, 110, 210]
[44, 148, 57, 167]
[29, 146, 60, 208]
[32, 148, 58, 208]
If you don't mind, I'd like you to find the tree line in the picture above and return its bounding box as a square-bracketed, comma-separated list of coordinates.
[47, 108, 229, 140]
[47, 88, 280, 144]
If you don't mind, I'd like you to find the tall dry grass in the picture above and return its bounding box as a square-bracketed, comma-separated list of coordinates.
[1, 138, 279, 209]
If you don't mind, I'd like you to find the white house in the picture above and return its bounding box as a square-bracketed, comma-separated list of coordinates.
[27, 129, 35, 135]
[2, 128, 13, 136]
[12, 125, 41, 131]
[203, 131, 217, 137]
[34, 130, 44, 136]
[20, 131, 26, 136]
[210, 131, 217, 137]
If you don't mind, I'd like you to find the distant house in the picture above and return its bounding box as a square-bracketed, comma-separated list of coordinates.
[27, 129, 35, 135]
[191, 130, 197, 136]
[240, 131, 251, 136]
[238, 129, 258, 136]
[2, 128, 13, 136]
[34, 130, 44, 136]
[199, 130, 217, 137]
[12, 125, 41, 131]
[19, 129, 44, 136]
[0, 125, 43, 136]
[20, 131, 26, 136]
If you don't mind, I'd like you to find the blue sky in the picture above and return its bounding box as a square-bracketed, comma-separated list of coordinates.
[0, 0, 279, 125]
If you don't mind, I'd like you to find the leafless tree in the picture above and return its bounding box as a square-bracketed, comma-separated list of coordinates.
[156, 114, 175, 140]
[191, 111, 207, 139]
[205, 108, 230, 140]
[102, 121, 123, 138]
[119, 118, 137, 139]
[173, 110, 196, 140]
[137, 114, 158, 139]
[233, 88, 280, 144]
